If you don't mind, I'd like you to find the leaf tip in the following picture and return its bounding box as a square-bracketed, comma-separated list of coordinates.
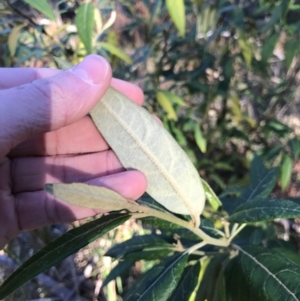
[44, 183, 54, 195]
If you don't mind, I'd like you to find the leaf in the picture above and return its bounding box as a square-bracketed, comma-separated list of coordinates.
[156, 90, 178, 121]
[124, 249, 173, 261]
[123, 253, 188, 301]
[237, 29, 252, 67]
[195, 255, 228, 301]
[168, 262, 201, 301]
[100, 42, 133, 64]
[75, 3, 94, 54]
[284, 40, 300, 69]
[53, 56, 72, 69]
[0, 213, 130, 299]
[105, 235, 174, 259]
[280, 154, 293, 191]
[229, 198, 300, 223]
[201, 179, 222, 211]
[261, 31, 280, 63]
[194, 124, 207, 153]
[166, 0, 186, 37]
[227, 245, 300, 301]
[90, 87, 206, 225]
[288, 137, 300, 160]
[8, 24, 25, 57]
[238, 156, 278, 203]
[45, 183, 144, 213]
[23, 0, 56, 21]
[103, 260, 135, 287]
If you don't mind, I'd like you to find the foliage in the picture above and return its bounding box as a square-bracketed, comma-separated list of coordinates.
[1, 0, 300, 300]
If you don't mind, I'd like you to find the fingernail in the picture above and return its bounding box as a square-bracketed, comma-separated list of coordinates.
[69, 55, 110, 84]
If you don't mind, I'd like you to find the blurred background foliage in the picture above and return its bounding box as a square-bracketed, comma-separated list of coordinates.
[1, 0, 300, 300]
[1, 0, 300, 192]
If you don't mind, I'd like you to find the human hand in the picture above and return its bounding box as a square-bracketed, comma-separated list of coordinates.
[0, 55, 147, 249]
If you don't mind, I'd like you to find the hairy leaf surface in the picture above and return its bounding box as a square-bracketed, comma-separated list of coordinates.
[90, 87, 205, 223]
[227, 246, 300, 301]
[229, 198, 300, 223]
[45, 183, 143, 212]
[124, 253, 188, 301]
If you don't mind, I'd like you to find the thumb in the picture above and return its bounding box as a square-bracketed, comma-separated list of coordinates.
[0, 55, 112, 157]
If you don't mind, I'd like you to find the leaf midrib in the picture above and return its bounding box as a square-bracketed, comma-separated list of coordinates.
[101, 92, 193, 215]
[239, 247, 299, 300]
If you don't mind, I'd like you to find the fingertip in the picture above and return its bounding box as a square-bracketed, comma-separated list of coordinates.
[111, 78, 144, 106]
[87, 170, 147, 200]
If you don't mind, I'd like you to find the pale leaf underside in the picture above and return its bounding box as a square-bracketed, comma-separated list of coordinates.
[90, 87, 205, 220]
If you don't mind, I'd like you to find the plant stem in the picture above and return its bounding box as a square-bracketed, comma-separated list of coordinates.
[229, 223, 247, 243]
[139, 205, 230, 247]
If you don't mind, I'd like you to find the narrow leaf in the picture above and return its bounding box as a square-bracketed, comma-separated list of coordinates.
[100, 42, 133, 64]
[194, 124, 207, 153]
[280, 154, 293, 191]
[238, 156, 278, 203]
[166, 0, 186, 37]
[75, 3, 94, 54]
[261, 31, 280, 63]
[168, 262, 201, 301]
[229, 198, 300, 223]
[23, 0, 56, 21]
[229, 245, 300, 301]
[237, 29, 252, 67]
[0, 213, 130, 299]
[124, 253, 188, 301]
[90, 87, 206, 224]
[8, 24, 25, 57]
[105, 235, 174, 259]
[103, 260, 135, 287]
[288, 137, 300, 160]
[201, 179, 222, 210]
[156, 90, 178, 121]
[45, 183, 144, 213]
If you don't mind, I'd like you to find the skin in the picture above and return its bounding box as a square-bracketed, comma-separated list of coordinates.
[0, 55, 148, 250]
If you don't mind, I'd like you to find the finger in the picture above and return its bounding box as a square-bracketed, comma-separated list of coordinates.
[9, 116, 109, 157]
[0, 66, 144, 107]
[15, 170, 147, 231]
[0, 55, 112, 157]
[11, 151, 123, 193]
[0, 68, 60, 89]
[8, 79, 144, 157]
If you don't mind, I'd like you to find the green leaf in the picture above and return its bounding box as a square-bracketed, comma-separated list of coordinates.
[284, 40, 300, 69]
[227, 246, 300, 301]
[237, 29, 252, 67]
[123, 253, 188, 301]
[168, 262, 201, 301]
[229, 198, 300, 223]
[280, 154, 293, 191]
[23, 0, 56, 21]
[0, 213, 130, 299]
[259, 5, 282, 33]
[261, 31, 280, 63]
[8, 24, 26, 57]
[195, 255, 228, 301]
[105, 235, 174, 259]
[100, 42, 133, 63]
[75, 3, 94, 54]
[103, 260, 135, 287]
[194, 124, 207, 153]
[124, 249, 173, 261]
[166, 0, 186, 37]
[238, 156, 278, 203]
[288, 137, 300, 160]
[156, 90, 178, 121]
[201, 179, 222, 211]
